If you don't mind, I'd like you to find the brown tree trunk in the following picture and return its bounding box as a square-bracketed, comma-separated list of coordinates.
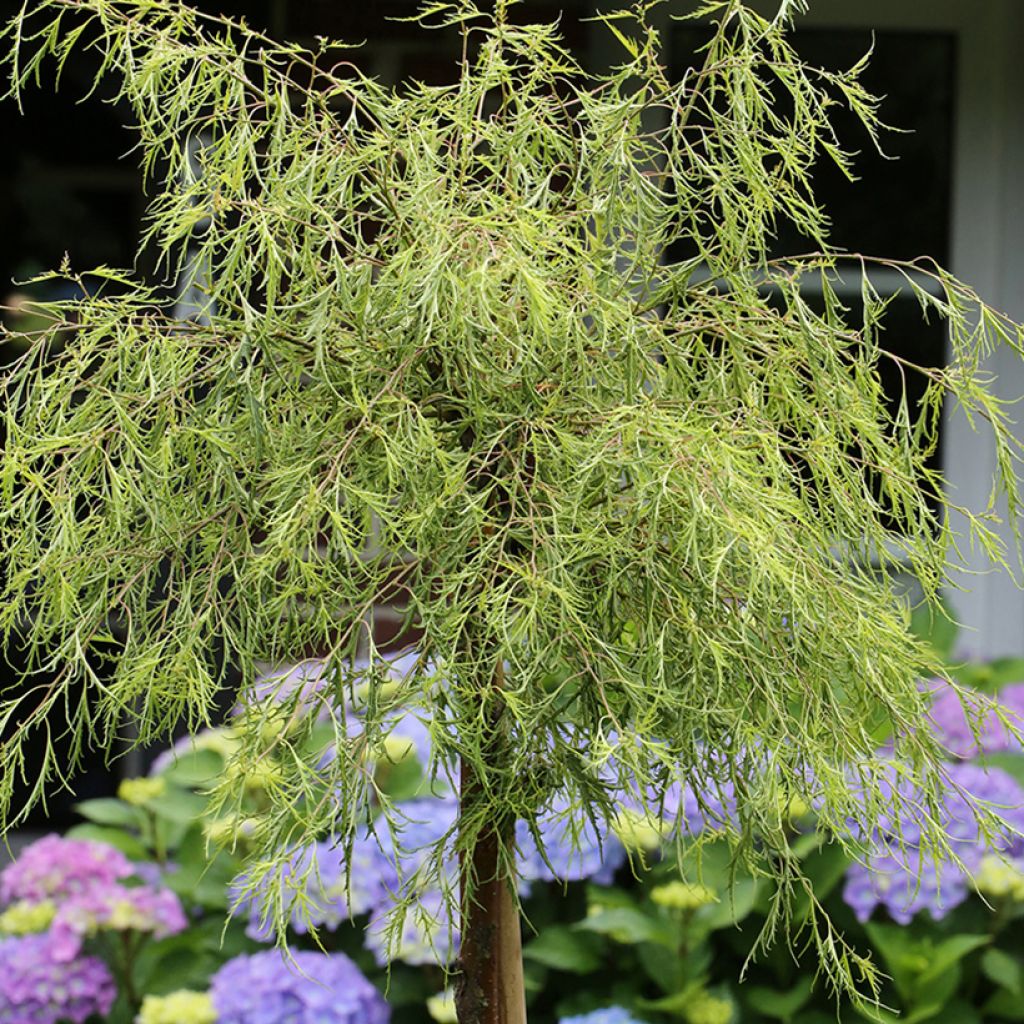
[454, 661, 527, 1024]
[455, 759, 527, 1024]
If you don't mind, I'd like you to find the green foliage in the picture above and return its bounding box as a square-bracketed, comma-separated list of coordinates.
[2, 0, 1024, 1001]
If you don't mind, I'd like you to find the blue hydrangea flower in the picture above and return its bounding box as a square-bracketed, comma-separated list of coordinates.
[560, 1008, 645, 1024]
[670, 775, 740, 835]
[364, 886, 458, 967]
[843, 845, 970, 924]
[0, 934, 116, 1024]
[925, 679, 1015, 759]
[232, 831, 399, 942]
[210, 949, 389, 1024]
[386, 796, 459, 874]
[517, 794, 626, 886]
[232, 796, 458, 943]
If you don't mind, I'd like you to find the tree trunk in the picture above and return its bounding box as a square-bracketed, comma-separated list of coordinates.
[455, 758, 527, 1024]
[454, 661, 527, 1024]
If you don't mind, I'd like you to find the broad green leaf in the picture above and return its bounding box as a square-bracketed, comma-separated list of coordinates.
[147, 785, 211, 825]
[791, 843, 851, 923]
[64, 823, 148, 860]
[909, 598, 958, 660]
[921, 1002, 980, 1024]
[745, 977, 814, 1020]
[158, 749, 224, 787]
[982, 947, 1023, 996]
[576, 907, 678, 948]
[636, 940, 708, 995]
[696, 879, 759, 931]
[915, 935, 989, 991]
[524, 926, 605, 974]
[984, 988, 1024, 1021]
[74, 797, 143, 829]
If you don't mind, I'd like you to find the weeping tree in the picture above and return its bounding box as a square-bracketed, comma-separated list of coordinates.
[2, 1, 1024, 1021]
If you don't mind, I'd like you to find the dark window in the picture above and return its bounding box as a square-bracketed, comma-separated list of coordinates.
[671, 26, 957, 508]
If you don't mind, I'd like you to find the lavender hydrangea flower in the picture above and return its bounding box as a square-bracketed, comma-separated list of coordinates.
[0, 934, 116, 1024]
[233, 796, 458, 943]
[943, 761, 1024, 857]
[925, 679, 1012, 758]
[235, 650, 438, 720]
[387, 796, 459, 872]
[0, 835, 133, 904]
[671, 775, 740, 836]
[210, 949, 389, 1024]
[843, 845, 971, 924]
[49, 881, 188, 961]
[240, 659, 344, 720]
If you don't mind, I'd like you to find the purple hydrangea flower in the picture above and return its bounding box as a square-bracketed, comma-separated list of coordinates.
[210, 949, 389, 1024]
[233, 796, 458, 943]
[843, 760, 1024, 923]
[0, 934, 116, 1024]
[670, 776, 740, 836]
[235, 650, 438, 719]
[561, 1009, 645, 1024]
[50, 881, 188, 961]
[843, 845, 971, 924]
[240, 659, 344, 720]
[925, 679, 1013, 758]
[386, 796, 458, 872]
[0, 835, 133, 904]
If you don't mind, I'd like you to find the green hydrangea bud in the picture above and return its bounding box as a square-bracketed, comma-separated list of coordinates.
[194, 726, 242, 761]
[117, 776, 167, 806]
[377, 733, 418, 765]
[224, 757, 283, 793]
[136, 990, 217, 1024]
[611, 809, 663, 852]
[684, 991, 734, 1024]
[651, 881, 717, 911]
[427, 990, 458, 1023]
[975, 855, 1024, 901]
[355, 679, 404, 706]
[0, 898, 56, 934]
[204, 813, 261, 847]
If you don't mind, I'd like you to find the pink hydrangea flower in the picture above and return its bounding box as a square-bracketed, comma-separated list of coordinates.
[50, 881, 188, 961]
[0, 835, 133, 905]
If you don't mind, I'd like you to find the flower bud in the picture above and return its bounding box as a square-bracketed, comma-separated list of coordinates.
[651, 881, 717, 911]
[0, 899, 56, 935]
[117, 776, 166, 806]
[137, 990, 216, 1024]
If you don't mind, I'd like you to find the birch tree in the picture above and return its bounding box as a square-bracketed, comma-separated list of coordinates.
[1, 2, 1023, 1022]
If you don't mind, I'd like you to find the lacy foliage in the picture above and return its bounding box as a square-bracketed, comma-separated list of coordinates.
[2, 0, 1023, 996]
